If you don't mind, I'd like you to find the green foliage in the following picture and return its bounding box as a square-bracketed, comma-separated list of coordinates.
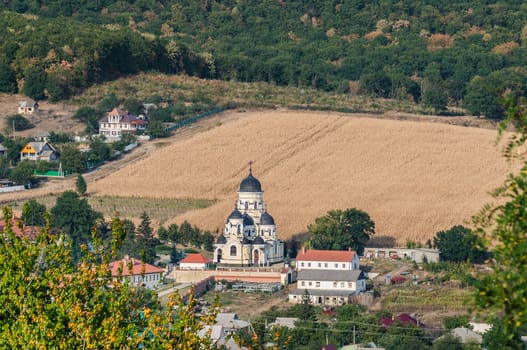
[482, 318, 527, 350]
[0, 62, 17, 93]
[87, 139, 111, 163]
[0, 0, 526, 108]
[146, 120, 168, 138]
[123, 98, 143, 115]
[433, 225, 486, 263]
[59, 144, 86, 173]
[21, 199, 46, 226]
[7, 114, 32, 131]
[98, 93, 120, 112]
[432, 333, 464, 350]
[472, 99, 527, 348]
[443, 315, 470, 330]
[0, 207, 219, 348]
[135, 212, 159, 264]
[22, 66, 46, 100]
[50, 191, 102, 262]
[48, 131, 73, 144]
[112, 132, 137, 152]
[308, 208, 375, 254]
[75, 174, 87, 196]
[10, 160, 35, 185]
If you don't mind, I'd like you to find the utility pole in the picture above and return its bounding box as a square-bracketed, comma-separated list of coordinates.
[353, 325, 356, 345]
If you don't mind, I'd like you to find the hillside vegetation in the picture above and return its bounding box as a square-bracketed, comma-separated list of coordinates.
[89, 109, 520, 243]
[2, 1, 527, 117]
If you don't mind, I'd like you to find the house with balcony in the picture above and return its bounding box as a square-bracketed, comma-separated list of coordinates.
[98, 108, 148, 142]
[288, 249, 366, 305]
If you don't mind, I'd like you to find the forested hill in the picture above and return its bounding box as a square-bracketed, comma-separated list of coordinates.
[2, 0, 527, 118]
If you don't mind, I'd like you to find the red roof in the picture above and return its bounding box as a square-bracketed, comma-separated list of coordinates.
[109, 256, 164, 277]
[296, 249, 356, 262]
[0, 218, 40, 241]
[180, 253, 211, 264]
[381, 313, 425, 328]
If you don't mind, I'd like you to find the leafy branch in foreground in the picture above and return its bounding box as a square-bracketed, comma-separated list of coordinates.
[473, 96, 527, 349]
[0, 207, 218, 349]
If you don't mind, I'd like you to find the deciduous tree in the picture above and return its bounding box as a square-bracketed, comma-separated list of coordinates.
[308, 208, 375, 254]
[21, 199, 46, 226]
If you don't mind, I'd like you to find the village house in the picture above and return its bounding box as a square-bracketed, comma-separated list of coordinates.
[108, 255, 165, 289]
[0, 217, 40, 241]
[20, 141, 58, 161]
[289, 249, 366, 305]
[98, 108, 148, 142]
[18, 101, 38, 115]
[179, 253, 211, 270]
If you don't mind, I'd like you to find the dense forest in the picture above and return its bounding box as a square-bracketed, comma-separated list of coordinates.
[2, 0, 527, 117]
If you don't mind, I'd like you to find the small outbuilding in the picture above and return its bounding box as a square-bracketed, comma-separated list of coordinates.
[179, 253, 211, 270]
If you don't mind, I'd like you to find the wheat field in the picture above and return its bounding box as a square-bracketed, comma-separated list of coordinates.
[90, 109, 520, 244]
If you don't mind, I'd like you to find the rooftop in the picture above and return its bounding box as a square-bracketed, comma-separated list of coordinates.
[296, 249, 356, 262]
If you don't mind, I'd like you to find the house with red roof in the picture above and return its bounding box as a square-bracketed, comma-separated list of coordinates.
[179, 253, 211, 270]
[108, 255, 165, 289]
[289, 249, 366, 306]
[381, 313, 426, 328]
[98, 108, 148, 142]
[0, 217, 40, 241]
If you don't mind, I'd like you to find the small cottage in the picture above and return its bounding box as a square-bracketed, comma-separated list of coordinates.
[179, 253, 211, 270]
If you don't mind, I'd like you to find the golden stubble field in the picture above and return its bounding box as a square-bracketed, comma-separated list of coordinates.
[89, 109, 521, 244]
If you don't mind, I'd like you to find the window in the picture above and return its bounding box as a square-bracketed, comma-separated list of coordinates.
[301, 262, 304, 267]
[342, 264, 345, 268]
[340, 282, 345, 288]
[315, 282, 320, 287]
[308, 263, 311, 267]
[333, 282, 337, 288]
[348, 282, 353, 288]
[324, 263, 328, 268]
[230, 246, 237, 256]
[318, 263, 321, 267]
[301, 281, 305, 287]
[308, 282, 312, 286]
[335, 263, 338, 268]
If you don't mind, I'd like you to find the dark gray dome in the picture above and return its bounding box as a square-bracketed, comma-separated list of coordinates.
[239, 170, 262, 192]
[242, 237, 251, 244]
[216, 235, 227, 244]
[260, 211, 275, 225]
[243, 214, 254, 226]
[228, 208, 243, 221]
[253, 236, 265, 245]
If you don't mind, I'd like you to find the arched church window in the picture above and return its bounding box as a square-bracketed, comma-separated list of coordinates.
[237, 225, 241, 234]
[245, 202, 248, 210]
[254, 202, 257, 209]
[230, 246, 237, 256]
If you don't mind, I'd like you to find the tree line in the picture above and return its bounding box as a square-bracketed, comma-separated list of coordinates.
[2, 1, 527, 117]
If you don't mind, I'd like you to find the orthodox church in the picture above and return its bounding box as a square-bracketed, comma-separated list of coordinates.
[214, 165, 285, 266]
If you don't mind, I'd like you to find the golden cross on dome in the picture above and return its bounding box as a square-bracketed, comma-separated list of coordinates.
[249, 160, 253, 174]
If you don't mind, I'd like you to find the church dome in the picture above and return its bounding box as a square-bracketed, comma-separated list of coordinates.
[216, 235, 227, 244]
[243, 214, 254, 226]
[239, 170, 262, 192]
[260, 211, 275, 225]
[253, 236, 265, 245]
[227, 208, 243, 221]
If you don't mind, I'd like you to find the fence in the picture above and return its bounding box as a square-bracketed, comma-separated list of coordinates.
[33, 170, 72, 178]
[164, 108, 226, 133]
